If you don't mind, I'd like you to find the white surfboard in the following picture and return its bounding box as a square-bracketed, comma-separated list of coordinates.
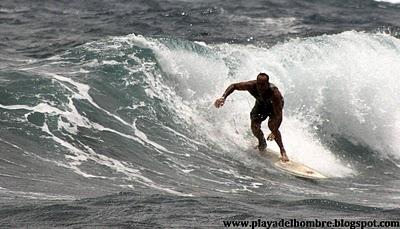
[260, 148, 327, 179]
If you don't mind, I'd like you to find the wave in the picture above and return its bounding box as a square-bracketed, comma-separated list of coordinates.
[1, 31, 400, 199]
[374, 0, 400, 4]
[109, 31, 400, 176]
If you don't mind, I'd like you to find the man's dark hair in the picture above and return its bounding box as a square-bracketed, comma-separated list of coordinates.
[257, 73, 269, 81]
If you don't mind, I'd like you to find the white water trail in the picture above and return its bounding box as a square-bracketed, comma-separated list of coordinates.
[122, 31, 400, 177]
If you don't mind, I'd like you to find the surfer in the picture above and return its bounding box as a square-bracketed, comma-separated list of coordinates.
[214, 73, 289, 162]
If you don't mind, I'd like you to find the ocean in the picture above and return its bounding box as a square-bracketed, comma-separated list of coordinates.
[0, 0, 400, 228]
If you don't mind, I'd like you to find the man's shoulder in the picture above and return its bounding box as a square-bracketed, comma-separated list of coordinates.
[269, 84, 283, 97]
[242, 80, 257, 85]
[236, 80, 256, 90]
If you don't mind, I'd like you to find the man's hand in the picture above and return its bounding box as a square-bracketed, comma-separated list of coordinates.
[267, 132, 275, 141]
[214, 97, 225, 108]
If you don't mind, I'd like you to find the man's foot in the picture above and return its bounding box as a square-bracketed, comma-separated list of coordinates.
[257, 140, 267, 152]
[280, 152, 289, 162]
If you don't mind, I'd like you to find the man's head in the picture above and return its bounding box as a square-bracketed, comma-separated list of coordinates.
[256, 73, 269, 92]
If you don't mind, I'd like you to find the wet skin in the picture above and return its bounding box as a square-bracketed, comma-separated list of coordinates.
[214, 74, 289, 162]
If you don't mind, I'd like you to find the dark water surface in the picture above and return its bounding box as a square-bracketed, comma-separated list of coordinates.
[1, 0, 400, 227]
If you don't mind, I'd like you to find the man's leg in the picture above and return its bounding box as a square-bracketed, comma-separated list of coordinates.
[267, 121, 288, 161]
[251, 119, 266, 151]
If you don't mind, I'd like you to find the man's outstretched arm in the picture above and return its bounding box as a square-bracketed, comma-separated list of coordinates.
[214, 80, 255, 108]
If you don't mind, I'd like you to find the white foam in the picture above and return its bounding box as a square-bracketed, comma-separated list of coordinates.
[375, 0, 400, 3]
[0, 185, 75, 200]
[122, 32, 400, 177]
[6, 31, 399, 196]
[277, 117, 353, 177]
[40, 122, 192, 196]
[1, 67, 192, 196]
[45, 72, 187, 158]
[0, 103, 63, 114]
[212, 32, 400, 175]
[102, 60, 120, 65]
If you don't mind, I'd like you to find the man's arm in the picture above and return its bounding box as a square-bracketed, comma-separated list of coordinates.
[215, 80, 255, 108]
[222, 80, 255, 99]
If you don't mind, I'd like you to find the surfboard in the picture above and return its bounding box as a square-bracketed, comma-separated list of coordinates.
[259, 148, 327, 179]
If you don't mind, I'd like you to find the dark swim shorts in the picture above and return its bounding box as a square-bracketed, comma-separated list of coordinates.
[250, 99, 284, 122]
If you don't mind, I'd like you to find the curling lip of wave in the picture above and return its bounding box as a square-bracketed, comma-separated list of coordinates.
[119, 31, 399, 176]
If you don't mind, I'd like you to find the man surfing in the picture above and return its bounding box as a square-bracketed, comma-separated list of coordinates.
[214, 73, 289, 162]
